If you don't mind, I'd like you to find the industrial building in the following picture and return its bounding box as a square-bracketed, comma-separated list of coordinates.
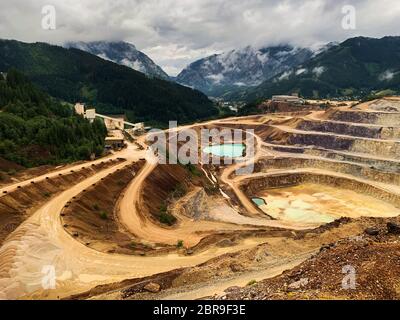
[105, 130, 125, 150]
[272, 94, 305, 105]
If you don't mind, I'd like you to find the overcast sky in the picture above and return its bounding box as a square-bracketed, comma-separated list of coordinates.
[0, 0, 399, 76]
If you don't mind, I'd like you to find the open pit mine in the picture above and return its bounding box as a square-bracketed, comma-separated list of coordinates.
[1, 97, 400, 300]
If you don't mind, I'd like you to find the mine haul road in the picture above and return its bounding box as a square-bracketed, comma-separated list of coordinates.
[1, 106, 398, 300]
[0, 119, 283, 300]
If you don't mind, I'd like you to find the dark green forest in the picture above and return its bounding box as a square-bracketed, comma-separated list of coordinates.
[0, 69, 107, 167]
[241, 36, 400, 101]
[0, 40, 218, 125]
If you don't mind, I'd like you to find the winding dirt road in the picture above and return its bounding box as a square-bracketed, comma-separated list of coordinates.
[0, 138, 271, 299]
[2, 105, 398, 300]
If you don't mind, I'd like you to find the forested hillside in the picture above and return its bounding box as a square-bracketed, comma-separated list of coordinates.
[0, 40, 217, 125]
[241, 36, 400, 101]
[0, 69, 107, 167]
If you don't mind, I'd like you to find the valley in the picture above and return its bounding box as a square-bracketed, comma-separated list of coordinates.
[2, 0, 400, 307]
[0, 97, 399, 300]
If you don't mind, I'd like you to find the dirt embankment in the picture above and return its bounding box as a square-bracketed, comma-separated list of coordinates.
[254, 157, 400, 186]
[296, 119, 383, 139]
[257, 101, 321, 114]
[260, 125, 400, 159]
[0, 157, 25, 186]
[218, 218, 400, 300]
[61, 161, 150, 255]
[65, 217, 381, 300]
[215, 122, 291, 144]
[0, 158, 125, 245]
[265, 142, 400, 173]
[240, 172, 400, 208]
[0, 157, 92, 188]
[298, 117, 399, 140]
[324, 108, 400, 126]
[301, 148, 400, 171]
[63, 234, 299, 300]
[139, 163, 216, 226]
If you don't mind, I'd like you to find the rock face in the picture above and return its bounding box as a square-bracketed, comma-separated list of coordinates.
[243, 37, 400, 101]
[297, 119, 382, 139]
[387, 222, 400, 234]
[176, 45, 313, 96]
[65, 41, 170, 80]
[144, 282, 161, 293]
[230, 263, 244, 273]
[181, 189, 211, 220]
[364, 227, 379, 236]
[217, 229, 400, 300]
[242, 172, 400, 208]
[217, 239, 235, 247]
[288, 278, 309, 291]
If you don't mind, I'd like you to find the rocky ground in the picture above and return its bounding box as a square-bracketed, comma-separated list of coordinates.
[2, 99, 400, 300]
[0, 158, 124, 245]
[66, 217, 395, 300]
[216, 219, 400, 300]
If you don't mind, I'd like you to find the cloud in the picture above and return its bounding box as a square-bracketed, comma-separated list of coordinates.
[206, 73, 224, 84]
[278, 70, 293, 81]
[379, 70, 395, 81]
[296, 68, 308, 75]
[312, 66, 326, 77]
[0, 0, 399, 76]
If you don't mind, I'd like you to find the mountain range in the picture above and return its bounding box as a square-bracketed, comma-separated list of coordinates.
[1, 36, 399, 122]
[175, 45, 314, 97]
[175, 36, 400, 102]
[65, 41, 170, 80]
[0, 39, 216, 125]
[239, 36, 400, 101]
[61, 37, 400, 103]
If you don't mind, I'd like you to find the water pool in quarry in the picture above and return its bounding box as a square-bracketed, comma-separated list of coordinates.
[203, 143, 245, 158]
[252, 198, 266, 206]
[252, 183, 400, 226]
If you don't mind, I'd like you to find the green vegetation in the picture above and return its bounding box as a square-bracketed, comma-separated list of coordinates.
[93, 203, 100, 211]
[374, 89, 397, 97]
[176, 240, 184, 248]
[0, 40, 218, 125]
[246, 280, 257, 286]
[156, 183, 188, 226]
[159, 212, 177, 226]
[237, 99, 263, 116]
[171, 183, 187, 198]
[204, 183, 219, 195]
[159, 203, 168, 214]
[7, 169, 16, 176]
[183, 163, 201, 177]
[361, 89, 398, 102]
[158, 202, 177, 226]
[0, 69, 107, 167]
[217, 104, 237, 118]
[99, 211, 108, 220]
[243, 36, 400, 101]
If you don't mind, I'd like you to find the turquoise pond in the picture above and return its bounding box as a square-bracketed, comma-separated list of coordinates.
[203, 144, 245, 158]
[252, 198, 266, 206]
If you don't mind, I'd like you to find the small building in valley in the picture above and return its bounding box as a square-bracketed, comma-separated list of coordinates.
[102, 115, 125, 130]
[105, 130, 125, 150]
[272, 94, 305, 105]
[105, 136, 125, 149]
[85, 109, 96, 123]
[74, 103, 85, 116]
[73, 102, 144, 135]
